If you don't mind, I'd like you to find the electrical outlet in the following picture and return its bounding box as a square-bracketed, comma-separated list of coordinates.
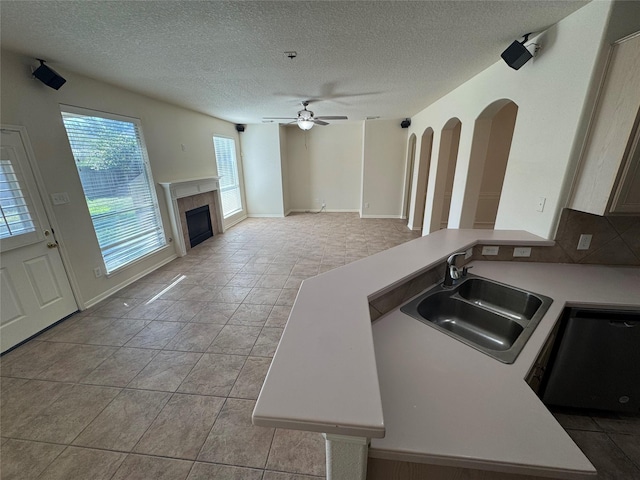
[536, 196, 546, 212]
[465, 248, 473, 260]
[577, 234, 592, 250]
[513, 247, 532, 257]
[321, 200, 326, 208]
[51, 192, 70, 205]
[482, 246, 500, 256]
[364, 202, 370, 209]
[93, 267, 102, 278]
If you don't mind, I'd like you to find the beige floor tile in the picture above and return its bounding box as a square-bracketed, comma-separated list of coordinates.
[186, 462, 263, 480]
[125, 321, 185, 349]
[178, 353, 246, 396]
[38, 446, 126, 480]
[191, 302, 239, 324]
[256, 274, 289, 289]
[81, 347, 159, 387]
[265, 305, 292, 328]
[266, 263, 295, 275]
[128, 351, 202, 392]
[266, 429, 326, 477]
[111, 454, 193, 480]
[35, 344, 118, 382]
[134, 393, 224, 459]
[198, 398, 275, 468]
[0, 380, 73, 437]
[156, 300, 207, 322]
[212, 286, 252, 304]
[251, 328, 284, 357]
[207, 325, 262, 355]
[283, 276, 305, 289]
[0, 439, 65, 480]
[0, 341, 74, 378]
[290, 264, 319, 277]
[263, 472, 325, 480]
[163, 323, 224, 352]
[16, 384, 120, 444]
[44, 316, 115, 343]
[0, 376, 28, 400]
[228, 304, 273, 327]
[609, 433, 640, 468]
[90, 297, 144, 318]
[227, 273, 261, 288]
[276, 289, 299, 306]
[73, 389, 170, 450]
[239, 263, 270, 275]
[229, 356, 271, 400]
[567, 430, 640, 479]
[592, 414, 640, 435]
[244, 288, 282, 306]
[124, 299, 175, 320]
[157, 283, 194, 301]
[181, 284, 222, 302]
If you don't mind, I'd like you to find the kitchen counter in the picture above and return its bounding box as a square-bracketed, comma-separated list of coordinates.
[252, 228, 640, 478]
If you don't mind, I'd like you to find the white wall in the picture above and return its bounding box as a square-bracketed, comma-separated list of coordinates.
[1, 49, 239, 307]
[240, 123, 285, 217]
[280, 126, 291, 215]
[409, 0, 612, 238]
[285, 123, 363, 211]
[361, 119, 408, 217]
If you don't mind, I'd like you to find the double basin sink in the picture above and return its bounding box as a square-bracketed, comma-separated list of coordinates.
[401, 274, 552, 363]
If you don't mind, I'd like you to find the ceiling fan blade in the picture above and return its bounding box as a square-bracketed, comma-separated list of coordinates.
[313, 119, 329, 126]
[315, 116, 348, 120]
[263, 117, 297, 120]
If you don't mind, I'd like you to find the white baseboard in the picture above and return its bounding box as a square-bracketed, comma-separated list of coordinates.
[284, 209, 293, 216]
[83, 253, 178, 309]
[247, 213, 286, 218]
[407, 222, 422, 231]
[289, 209, 359, 213]
[224, 214, 248, 230]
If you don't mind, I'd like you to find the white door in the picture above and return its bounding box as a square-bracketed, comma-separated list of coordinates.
[0, 128, 77, 352]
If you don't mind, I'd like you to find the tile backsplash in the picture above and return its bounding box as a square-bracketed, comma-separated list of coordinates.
[474, 208, 640, 266]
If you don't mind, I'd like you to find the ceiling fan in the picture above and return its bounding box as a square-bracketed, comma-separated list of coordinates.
[263, 101, 348, 130]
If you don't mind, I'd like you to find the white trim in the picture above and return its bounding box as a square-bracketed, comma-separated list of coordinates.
[247, 213, 286, 218]
[284, 209, 293, 216]
[224, 213, 248, 229]
[407, 222, 421, 231]
[83, 253, 178, 309]
[0, 124, 83, 309]
[289, 208, 359, 213]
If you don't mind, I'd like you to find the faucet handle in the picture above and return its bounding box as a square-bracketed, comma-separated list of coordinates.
[447, 252, 467, 265]
[462, 265, 473, 277]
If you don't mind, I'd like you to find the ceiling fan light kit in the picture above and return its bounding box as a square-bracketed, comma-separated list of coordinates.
[263, 101, 348, 130]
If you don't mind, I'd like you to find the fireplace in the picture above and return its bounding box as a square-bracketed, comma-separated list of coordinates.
[186, 205, 213, 247]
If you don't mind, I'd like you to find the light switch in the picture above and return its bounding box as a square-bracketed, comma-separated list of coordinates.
[51, 192, 70, 205]
[577, 234, 592, 250]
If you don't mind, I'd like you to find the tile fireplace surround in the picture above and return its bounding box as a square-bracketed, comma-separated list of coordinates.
[160, 177, 224, 257]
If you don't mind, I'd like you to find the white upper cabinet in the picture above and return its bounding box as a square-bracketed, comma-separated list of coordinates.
[570, 33, 640, 215]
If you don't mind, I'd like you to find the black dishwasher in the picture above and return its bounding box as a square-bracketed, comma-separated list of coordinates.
[541, 307, 640, 413]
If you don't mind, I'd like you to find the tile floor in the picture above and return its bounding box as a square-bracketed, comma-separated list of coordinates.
[550, 407, 640, 479]
[0, 213, 420, 480]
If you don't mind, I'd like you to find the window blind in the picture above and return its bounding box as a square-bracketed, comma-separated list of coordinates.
[0, 159, 36, 239]
[213, 136, 242, 218]
[61, 109, 166, 273]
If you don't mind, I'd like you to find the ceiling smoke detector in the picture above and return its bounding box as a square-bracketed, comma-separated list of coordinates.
[284, 51, 297, 60]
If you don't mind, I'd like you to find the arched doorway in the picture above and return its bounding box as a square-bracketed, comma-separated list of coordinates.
[409, 128, 433, 230]
[459, 100, 518, 229]
[403, 134, 417, 221]
[428, 118, 461, 232]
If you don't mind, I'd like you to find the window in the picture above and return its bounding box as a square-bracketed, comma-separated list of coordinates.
[61, 107, 166, 274]
[213, 136, 242, 218]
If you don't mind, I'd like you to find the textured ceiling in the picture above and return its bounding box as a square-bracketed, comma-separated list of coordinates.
[1, 1, 588, 124]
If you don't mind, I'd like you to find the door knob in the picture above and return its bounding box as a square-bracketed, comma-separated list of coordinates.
[47, 242, 59, 249]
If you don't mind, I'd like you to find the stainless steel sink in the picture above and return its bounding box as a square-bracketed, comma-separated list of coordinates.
[400, 274, 552, 363]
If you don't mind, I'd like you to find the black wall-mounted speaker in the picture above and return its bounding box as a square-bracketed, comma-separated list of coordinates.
[501, 41, 533, 70]
[33, 60, 66, 90]
[401, 118, 411, 129]
[235, 124, 246, 133]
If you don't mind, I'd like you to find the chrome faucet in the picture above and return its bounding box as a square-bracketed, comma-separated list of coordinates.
[443, 252, 468, 287]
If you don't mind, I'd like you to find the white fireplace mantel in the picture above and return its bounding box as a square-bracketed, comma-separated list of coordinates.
[159, 177, 224, 257]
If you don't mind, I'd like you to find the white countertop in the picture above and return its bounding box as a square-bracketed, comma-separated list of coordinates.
[252, 228, 640, 478]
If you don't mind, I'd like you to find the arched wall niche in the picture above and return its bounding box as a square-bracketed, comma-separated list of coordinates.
[458, 99, 519, 229]
[402, 133, 417, 221]
[426, 117, 462, 233]
[409, 127, 434, 230]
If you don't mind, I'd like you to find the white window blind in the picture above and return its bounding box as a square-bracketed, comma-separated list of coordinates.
[213, 136, 242, 218]
[61, 108, 166, 274]
[0, 159, 36, 240]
